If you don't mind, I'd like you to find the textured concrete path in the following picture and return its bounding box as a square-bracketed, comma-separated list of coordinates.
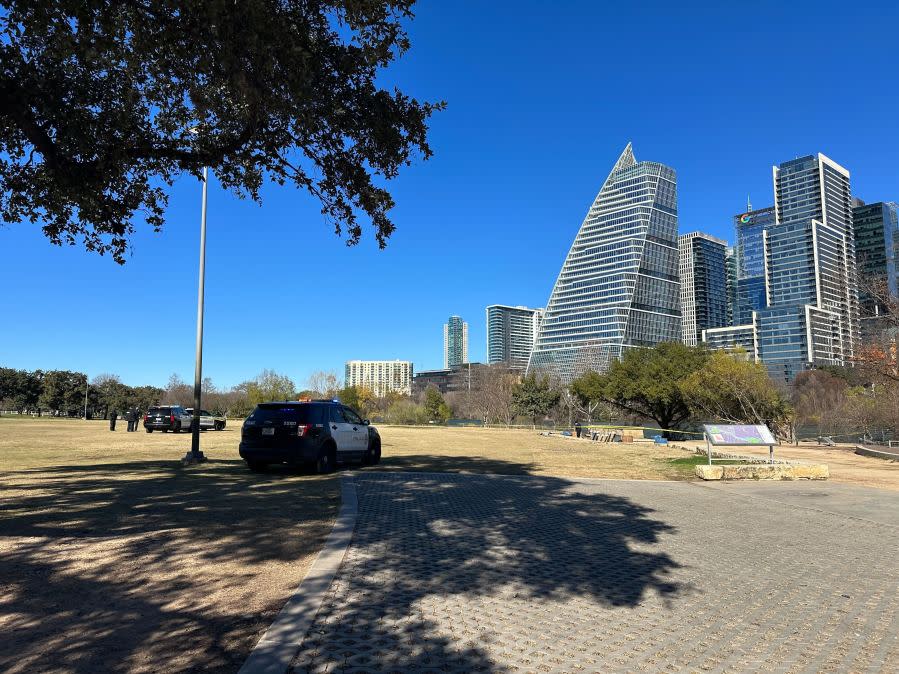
[290, 473, 898, 673]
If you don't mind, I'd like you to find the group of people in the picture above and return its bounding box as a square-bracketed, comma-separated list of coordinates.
[108, 407, 142, 432]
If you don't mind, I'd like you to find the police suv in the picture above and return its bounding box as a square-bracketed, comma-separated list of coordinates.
[239, 400, 381, 473]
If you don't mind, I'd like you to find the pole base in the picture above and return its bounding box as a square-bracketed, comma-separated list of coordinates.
[181, 451, 208, 465]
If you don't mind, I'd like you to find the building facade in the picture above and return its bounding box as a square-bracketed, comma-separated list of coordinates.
[733, 206, 776, 325]
[853, 200, 898, 323]
[486, 305, 544, 369]
[527, 143, 681, 384]
[412, 363, 488, 396]
[702, 320, 759, 361]
[757, 153, 859, 382]
[344, 360, 413, 396]
[678, 232, 728, 346]
[443, 316, 468, 369]
[703, 154, 859, 383]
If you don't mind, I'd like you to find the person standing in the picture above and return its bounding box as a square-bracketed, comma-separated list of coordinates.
[128, 407, 137, 432]
[109, 409, 118, 431]
[574, 420, 582, 438]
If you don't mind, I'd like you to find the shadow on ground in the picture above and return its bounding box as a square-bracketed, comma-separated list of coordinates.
[291, 469, 687, 672]
[0, 459, 338, 673]
[373, 452, 536, 474]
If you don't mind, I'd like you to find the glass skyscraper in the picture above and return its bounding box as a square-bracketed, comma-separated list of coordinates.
[527, 144, 680, 384]
[486, 305, 544, 370]
[756, 153, 859, 383]
[678, 232, 728, 346]
[443, 316, 468, 368]
[853, 200, 898, 322]
[733, 206, 776, 326]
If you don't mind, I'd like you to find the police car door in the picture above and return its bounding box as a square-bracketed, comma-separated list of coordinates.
[329, 405, 354, 456]
[341, 406, 368, 452]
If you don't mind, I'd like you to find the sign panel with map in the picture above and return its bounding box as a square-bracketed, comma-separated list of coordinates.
[703, 424, 776, 446]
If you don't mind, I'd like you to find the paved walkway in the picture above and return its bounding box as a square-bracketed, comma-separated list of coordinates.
[290, 473, 899, 673]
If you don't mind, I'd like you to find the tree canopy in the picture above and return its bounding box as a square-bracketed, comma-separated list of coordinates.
[678, 352, 794, 440]
[0, 0, 443, 262]
[571, 342, 708, 433]
[511, 373, 560, 427]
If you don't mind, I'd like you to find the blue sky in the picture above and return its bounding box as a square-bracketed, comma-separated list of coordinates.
[2, 0, 898, 390]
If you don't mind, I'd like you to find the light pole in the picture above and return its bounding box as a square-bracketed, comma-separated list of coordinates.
[184, 167, 209, 464]
[83, 374, 89, 420]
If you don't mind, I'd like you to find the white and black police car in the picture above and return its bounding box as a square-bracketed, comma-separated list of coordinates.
[239, 399, 381, 473]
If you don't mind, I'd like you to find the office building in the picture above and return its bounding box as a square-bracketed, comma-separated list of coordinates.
[443, 316, 468, 368]
[678, 232, 728, 346]
[344, 360, 413, 396]
[412, 362, 490, 396]
[733, 206, 776, 325]
[486, 305, 544, 369]
[853, 200, 898, 322]
[703, 320, 759, 361]
[704, 154, 859, 383]
[725, 246, 738, 326]
[758, 153, 859, 382]
[528, 143, 680, 384]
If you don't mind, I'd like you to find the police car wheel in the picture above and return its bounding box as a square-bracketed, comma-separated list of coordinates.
[316, 445, 336, 474]
[146, 429, 152, 433]
[370, 438, 381, 465]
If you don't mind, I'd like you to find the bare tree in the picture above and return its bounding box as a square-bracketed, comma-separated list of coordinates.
[307, 370, 341, 398]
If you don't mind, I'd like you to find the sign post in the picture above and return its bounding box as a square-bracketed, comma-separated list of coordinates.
[702, 424, 778, 463]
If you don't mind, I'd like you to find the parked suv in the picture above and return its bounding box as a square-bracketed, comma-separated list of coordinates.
[185, 408, 227, 431]
[239, 400, 381, 473]
[144, 405, 193, 433]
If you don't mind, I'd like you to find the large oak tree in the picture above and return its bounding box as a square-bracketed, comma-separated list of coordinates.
[0, 0, 443, 262]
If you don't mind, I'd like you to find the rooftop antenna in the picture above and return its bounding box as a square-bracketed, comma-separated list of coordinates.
[747, 194, 752, 212]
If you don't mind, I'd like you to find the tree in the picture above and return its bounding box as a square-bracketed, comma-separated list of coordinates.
[679, 352, 794, 440]
[511, 373, 561, 428]
[473, 365, 518, 426]
[791, 370, 850, 437]
[386, 399, 428, 424]
[245, 369, 297, 404]
[163, 373, 193, 407]
[0, 1, 443, 263]
[422, 386, 451, 423]
[307, 371, 341, 398]
[39, 370, 88, 414]
[582, 342, 708, 435]
[337, 385, 376, 417]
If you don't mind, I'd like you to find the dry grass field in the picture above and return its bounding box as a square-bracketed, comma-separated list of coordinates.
[374, 425, 702, 480]
[0, 417, 338, 673]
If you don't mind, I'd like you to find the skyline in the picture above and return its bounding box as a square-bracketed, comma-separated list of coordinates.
[2, 1, 898, 389]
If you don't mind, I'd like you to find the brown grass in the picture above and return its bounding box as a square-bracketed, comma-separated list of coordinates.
[370, 425, 699, 480]
[0, 417, 338, 673]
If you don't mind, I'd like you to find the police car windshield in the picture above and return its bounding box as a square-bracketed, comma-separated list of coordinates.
[148, 407, 171, 415]
[249, 404, 322, 424]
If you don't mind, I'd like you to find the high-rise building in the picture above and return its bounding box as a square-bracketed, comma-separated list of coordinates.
[443, 316, 468, 368]
[678, 232, 728, 346]
[733, 206, 776, 325]
[344, 360, 413, 396]
[758, 153, 859, 382]
[703, 154, 859, 383]
[528, 144, 680, 384]
[853, 200, 898, 322]
[486, 305, 544, 369]
[725, 246, 738, 326]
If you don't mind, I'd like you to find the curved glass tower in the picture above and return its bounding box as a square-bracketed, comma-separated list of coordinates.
[527, 144, 680, 384]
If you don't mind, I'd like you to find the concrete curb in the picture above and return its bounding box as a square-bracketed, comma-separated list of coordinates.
[238, 473, 358, 674]
[854, 445, 899, 462]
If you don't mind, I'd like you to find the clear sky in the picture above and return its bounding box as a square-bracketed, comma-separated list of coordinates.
[2, 0, 898, 390]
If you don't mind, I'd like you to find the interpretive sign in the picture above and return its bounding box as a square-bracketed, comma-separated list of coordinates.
[703, 424, 776, 446]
